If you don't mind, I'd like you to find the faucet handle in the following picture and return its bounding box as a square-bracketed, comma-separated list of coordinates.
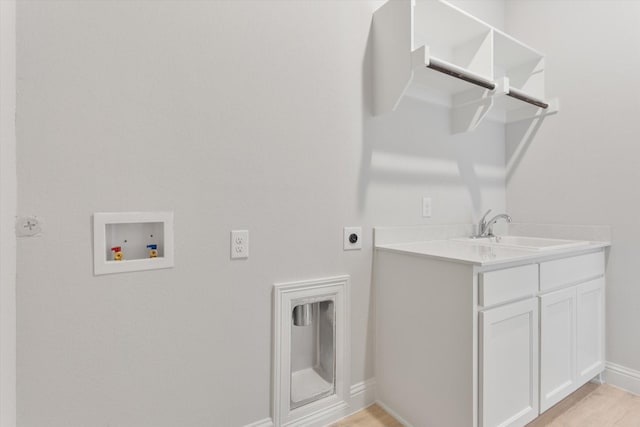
[474, 209, 493, 238]
[479, 209, 492, 225]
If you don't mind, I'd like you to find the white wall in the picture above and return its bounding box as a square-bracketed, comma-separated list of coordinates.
[16, 1, 505, 426]
[0, 1, 17, 426]
[505, 1, 640, 375]
[450, 0, 505, 31]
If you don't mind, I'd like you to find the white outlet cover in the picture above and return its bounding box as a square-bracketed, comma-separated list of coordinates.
[343, 227, 362, 250]
[422, 197, 432, 218]
[231, 230, 249, 259]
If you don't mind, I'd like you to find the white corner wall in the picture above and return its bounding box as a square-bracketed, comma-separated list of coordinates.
[448, 0, 505, 31]
[505, 0, 640, 390]
[16, 1, 505, 426]
[0, 1, 17, 426]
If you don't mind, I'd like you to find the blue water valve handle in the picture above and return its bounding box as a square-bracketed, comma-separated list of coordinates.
[146, 244, 157, 250]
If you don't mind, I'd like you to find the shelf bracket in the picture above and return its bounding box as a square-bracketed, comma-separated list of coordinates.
[451, 97, 494, 134]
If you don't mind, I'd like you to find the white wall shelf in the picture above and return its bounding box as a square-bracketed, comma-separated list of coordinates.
[93, 211, 174, 275]
[373, 0, 559, 133]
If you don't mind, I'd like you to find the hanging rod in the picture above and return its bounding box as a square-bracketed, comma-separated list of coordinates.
[427, 57, 496, 91]
[506, 87, 549, 109]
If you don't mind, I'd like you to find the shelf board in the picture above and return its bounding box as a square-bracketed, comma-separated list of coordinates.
[492, 96, 559, 124]
[412, 67, 485, 96]
[494, 93, 546, 112]
[373, 0, 558, 132]
[491, 77, 551, 111]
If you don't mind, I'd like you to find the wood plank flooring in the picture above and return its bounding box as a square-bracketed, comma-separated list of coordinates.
[329, 403, 403, 427]
[529, 383, 640, 427]
[332, 383, 640, 426]
[527, 382, 599, 426]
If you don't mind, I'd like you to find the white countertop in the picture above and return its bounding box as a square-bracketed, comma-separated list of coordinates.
[375, 239, 610, 266]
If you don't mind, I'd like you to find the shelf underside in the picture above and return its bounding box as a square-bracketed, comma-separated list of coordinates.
[496, 93, 548, 112]
[411, 70, 549, 112]
[412, 65, 492, 98]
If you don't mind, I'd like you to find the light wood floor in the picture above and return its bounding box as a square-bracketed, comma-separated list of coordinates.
[331, 383, 640, 426]
[330, 403, 403, 427]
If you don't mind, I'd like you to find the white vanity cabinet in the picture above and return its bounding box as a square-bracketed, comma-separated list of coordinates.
[478, 264, 540, 427]
[538, 252, 605, 412]
[576, 278, 606, 382]
[374, 246, 607, 427]
[480, 297, 539, 427]
[539, 286, 577, 412]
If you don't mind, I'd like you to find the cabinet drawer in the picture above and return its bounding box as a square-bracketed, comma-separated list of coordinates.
[540, 251, 605, 292]
[479, 264, 539, 307]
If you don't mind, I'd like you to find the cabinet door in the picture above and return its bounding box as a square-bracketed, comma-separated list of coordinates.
[540, 287, 576, 412]
[576, 277, 605, 383]
[480, 298, 539, 427]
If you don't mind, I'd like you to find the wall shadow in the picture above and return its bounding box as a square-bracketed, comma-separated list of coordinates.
[505, 116, 545, 183]
[359, 34, 506, 220]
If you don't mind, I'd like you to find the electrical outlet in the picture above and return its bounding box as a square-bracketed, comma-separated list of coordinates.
[343, 227, 362, 250]
[231, 230, 249, 259]
[422, 197, 432, 218]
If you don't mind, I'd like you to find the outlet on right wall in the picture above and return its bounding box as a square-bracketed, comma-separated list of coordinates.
[505, 0, 640, 391]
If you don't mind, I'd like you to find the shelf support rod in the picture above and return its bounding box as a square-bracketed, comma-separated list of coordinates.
[506, 87, 549, 109]
[426, 57, 496, 91]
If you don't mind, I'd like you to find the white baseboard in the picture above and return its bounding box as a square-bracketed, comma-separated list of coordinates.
[248, 365, 639, 427]
[285, 401, 350, 427]
[375, 399, 414, 427]
[605, 362, 640, 395]
[350, 378, 376, 408]
[244, 419, 274, 427]
[244, 378, 376, 427]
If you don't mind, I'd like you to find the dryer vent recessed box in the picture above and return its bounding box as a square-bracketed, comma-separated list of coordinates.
[93, 211, 174, 275]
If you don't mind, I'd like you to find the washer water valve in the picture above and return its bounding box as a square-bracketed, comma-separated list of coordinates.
[111, 246, 123, 261]
[147, 244, 158, 258]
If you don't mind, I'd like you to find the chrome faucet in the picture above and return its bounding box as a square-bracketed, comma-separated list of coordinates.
[476, 209, 512, 238]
